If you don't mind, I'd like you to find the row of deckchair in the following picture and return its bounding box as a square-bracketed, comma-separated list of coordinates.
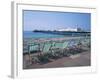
[27, 37, 90, 64]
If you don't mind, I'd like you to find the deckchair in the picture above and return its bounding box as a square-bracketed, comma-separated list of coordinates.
[28, 43, 40, 53]
[50, 41, 64, 58]
[79, 37, 91, 49]
[37, 41, 52, 63]
[50, 40, 70, 58]
[28, 43, 40, 64]
[61, 40, 70, 56]
[67, 39, 83, 55]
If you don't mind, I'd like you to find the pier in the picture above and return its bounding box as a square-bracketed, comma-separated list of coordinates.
[33, 30, 91, 37]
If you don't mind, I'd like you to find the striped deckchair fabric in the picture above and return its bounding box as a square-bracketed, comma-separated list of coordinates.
[28, 43, 40, 54]
[42, 41, 52, 54]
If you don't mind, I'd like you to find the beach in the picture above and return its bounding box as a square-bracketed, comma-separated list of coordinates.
[23, 36, 90, 69]
[23, 36, 88, 53]
[23, 31, 91, 69]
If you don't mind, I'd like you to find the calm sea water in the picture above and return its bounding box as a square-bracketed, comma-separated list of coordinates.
[24, 31, 66, 39]
[24, 31, 89, 39]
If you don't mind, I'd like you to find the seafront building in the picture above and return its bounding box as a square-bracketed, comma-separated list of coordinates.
[33, 27, 83, 32]
[57, 27, 82, 32]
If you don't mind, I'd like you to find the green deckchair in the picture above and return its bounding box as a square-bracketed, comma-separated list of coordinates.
[28, 43, 40, 64]
[80, 37, 91, 49]
[37, 41, 52, 63]
[50, 41, 63, 58]
[67, 38, 85, 55]
[50, 40, 70, 58]
[61, 40, 70, 56]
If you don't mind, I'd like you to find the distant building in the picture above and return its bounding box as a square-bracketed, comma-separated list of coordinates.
[77, 28, 83, 32]
[58, 28, 81, 32]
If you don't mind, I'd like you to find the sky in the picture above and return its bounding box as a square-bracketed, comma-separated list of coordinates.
[23, 10, 91, 31]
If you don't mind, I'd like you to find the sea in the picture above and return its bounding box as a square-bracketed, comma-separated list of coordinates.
[24, 31, 66, 39]
[24, 31, 89, 39]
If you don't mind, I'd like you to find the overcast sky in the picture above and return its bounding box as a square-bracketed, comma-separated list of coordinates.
[23, 10, 91, 31]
